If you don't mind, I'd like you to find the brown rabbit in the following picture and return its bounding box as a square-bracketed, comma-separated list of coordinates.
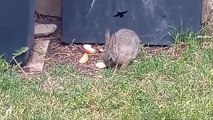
[102, 28, 141, 68]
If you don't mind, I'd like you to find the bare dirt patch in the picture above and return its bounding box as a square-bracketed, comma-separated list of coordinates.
[45, 39, 104, 77]
[35, 14, 104, 77]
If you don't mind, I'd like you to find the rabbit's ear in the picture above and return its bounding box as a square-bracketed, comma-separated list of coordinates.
[110, 33, 116, 47]
[112, 33, 117, 45]
[105, 28, 110, 45]
[110, 33, 118, 60]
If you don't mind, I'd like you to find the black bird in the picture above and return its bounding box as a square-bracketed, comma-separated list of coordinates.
[113, 11, 128, 18]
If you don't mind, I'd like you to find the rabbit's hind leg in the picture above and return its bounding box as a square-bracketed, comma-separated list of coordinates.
[120, 61, 130, 69]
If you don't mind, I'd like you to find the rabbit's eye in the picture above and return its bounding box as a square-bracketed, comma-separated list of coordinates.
[109, 57, 113, 62]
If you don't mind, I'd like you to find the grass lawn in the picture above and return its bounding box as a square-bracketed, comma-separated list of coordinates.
[0, 33, 213, 119]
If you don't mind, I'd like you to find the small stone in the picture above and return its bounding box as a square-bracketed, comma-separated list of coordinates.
[34, 24, 57, 37]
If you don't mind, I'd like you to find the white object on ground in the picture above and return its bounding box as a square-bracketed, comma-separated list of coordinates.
[83, 44, 96, 54]
[95, 61, 106, 69]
